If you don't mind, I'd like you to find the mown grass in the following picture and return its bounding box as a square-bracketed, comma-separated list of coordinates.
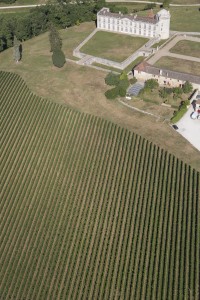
[170, 40, 200, 58]
[80, 31, 148, 62]
[154, 56, 200, 76]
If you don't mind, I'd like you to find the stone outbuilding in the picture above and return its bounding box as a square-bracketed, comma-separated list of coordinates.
[133, 61, 200, 89]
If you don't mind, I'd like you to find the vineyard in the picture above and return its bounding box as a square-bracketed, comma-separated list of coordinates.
[0, 71, 199, 300]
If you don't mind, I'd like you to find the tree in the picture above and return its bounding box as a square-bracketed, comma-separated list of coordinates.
[162, 0, 171, 9]
[182, 81, 193, 94]
[159, 88, 168, 99]
[145, 79, 159, 90]
[49, 23, 62, 52]
[52, 48, 65, 68]
[13, 35, 20, 63]
[105, 72, 120, 86]
[105, 87, 119, 99]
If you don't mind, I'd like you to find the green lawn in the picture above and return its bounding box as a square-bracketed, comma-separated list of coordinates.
[60, 22, 96, 59]
[109, 4, 200, 33]
[80, 31, 148, 62]
[170, 40, 200, 58]
[154, 56, 200, 76]
[170, 7, 200, 32]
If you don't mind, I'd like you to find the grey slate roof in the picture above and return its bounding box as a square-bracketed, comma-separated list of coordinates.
[98, 8, 158, 25]
[134, 62, 200, 85]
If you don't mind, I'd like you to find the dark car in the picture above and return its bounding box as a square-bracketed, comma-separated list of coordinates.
[172, 125, 178, 130]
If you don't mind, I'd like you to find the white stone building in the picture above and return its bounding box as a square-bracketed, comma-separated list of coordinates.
[97, 8, 170, 40]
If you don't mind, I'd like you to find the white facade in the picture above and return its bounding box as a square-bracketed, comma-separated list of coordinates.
[97, 8, 170, 40]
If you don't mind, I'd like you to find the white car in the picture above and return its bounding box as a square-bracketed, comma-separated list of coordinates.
[191, 111, 199, 120]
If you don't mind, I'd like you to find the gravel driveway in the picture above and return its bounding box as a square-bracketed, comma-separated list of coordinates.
[176, 106, 200, 151]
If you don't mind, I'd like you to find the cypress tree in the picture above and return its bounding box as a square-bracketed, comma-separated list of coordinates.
[13, 35, 21, 63]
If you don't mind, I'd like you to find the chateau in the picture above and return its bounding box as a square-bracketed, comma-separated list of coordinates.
[97, 7, 170, 40]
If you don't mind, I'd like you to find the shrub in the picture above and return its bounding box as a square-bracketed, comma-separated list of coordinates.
[182, 81, 193, 94]
[129, 77, 137, 85]
[173, 87, 183, 95]
[145, 79, 159, 90]
[118, 78, 129, 90]
[105, 72, 120, 86]
[118, 87, 126, 97]
[119, 71, 128, 81]
[105, 87, 119, 99]
[171, 106, 187, 123]
[159, 88, 168, 99]
[52, 49, 65, 68]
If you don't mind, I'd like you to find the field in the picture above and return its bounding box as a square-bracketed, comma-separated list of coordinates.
[154, 56, 200, 76]
[80, 31, 148, 62]
[107, 1, 200, 4]
[170, 40, 200, 59]
[0, 23, 200, 171]
[108, 3, 200, 32]
[0, 71, 199, 300]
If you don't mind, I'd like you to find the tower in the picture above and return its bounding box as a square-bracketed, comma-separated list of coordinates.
[157, 9, 170, 39]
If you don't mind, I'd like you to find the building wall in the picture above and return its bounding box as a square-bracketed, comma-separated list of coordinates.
[134, 70, 200, 89]
[97, 15, 156, 38]
[97, 9, 170, 39]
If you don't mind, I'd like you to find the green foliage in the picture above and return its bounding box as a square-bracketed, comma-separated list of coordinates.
[52, 48, 65, 68]
[171, 105, 187, 123]
[105, 71, 130, 99]
[129, 77, 137, 85]
[145, 79, 159, 90]
[0, 0, 16, 3]
[105, 72, 120, 86]
[0, 71, 199, 300]
[173, 87, 183, 95]
[105, 87, 119, 99]
[159, 88, 168, 99]
[118, 78, 129, 90]
[49, 23, 62, 52]
[119, 71, 128, 81]
[162, 0, 171, 9]
[118, 87, 126, 97]
[0, 0, 100, 53]
[182, 81, 193, 94]
[13, 35, 20, 62]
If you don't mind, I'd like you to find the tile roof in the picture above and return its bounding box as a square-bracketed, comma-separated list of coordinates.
[98, 8, 158, 25]
[134, 62, 200, 85]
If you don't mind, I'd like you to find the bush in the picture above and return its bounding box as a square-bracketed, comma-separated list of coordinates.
[171, 106, 187, 123]
[145, 79, 159, 90]
[118, 87, 126, 97]
[159, 88, 168, 99]
[105, 72, 120, 86]
[182, 81, 193, 94]
[118, 78, 129, 90]
[105, 87, 119, 99]
[52, 49, 65, 68]
[129, 77, 137, 85]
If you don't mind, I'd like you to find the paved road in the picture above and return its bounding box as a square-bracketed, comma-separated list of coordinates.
[176, 105, 200, 151]
[148, 35, 200, 64]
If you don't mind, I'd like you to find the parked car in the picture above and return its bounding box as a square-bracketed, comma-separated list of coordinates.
[190, 111, 199, 119]
[126, 94, 132, 100]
